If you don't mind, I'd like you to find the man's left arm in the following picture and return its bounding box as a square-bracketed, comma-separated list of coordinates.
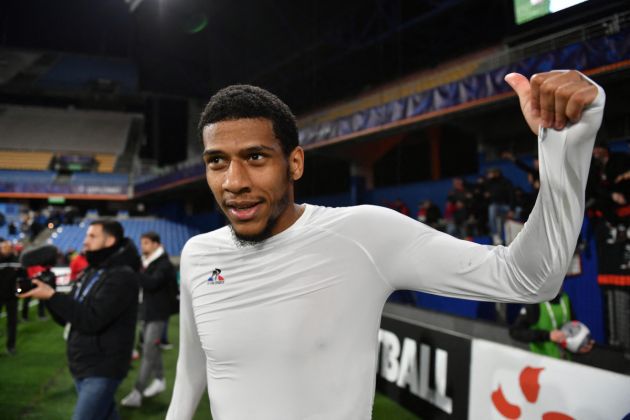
[367, 71, 604, 302]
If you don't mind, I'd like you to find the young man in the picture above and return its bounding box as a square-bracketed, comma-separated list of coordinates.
[122, 231, 177, 407]
[20, 219, 140, 420]
[167, 71, 605, 420]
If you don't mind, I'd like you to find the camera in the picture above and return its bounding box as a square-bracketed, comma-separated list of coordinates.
[15, 268, 57, 294]
[15, 245, 59, 295]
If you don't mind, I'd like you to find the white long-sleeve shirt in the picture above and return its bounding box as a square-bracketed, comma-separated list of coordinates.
[167, 82, 604, 420]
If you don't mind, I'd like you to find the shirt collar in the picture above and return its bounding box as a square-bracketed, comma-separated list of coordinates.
[142, 246, 164, 268]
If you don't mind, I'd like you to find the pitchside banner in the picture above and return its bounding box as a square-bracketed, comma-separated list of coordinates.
[469, 339, 630, 419]
[376, 316, 471, 419]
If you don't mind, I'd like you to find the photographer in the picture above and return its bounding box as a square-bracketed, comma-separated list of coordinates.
[19, 219, 140, 420]
[0, 240, 19, 355]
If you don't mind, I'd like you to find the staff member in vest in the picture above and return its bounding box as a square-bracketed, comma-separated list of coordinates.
[19, 219, 140, 420]
[510, 290, 593, 359]
[122, 231, 177, 408]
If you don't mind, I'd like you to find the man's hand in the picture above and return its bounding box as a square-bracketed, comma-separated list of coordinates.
[505, 70, 599, 135]
[578, 339, 595, 354]
[18, 279, 55, 300]
[549, 329, 567, 343]
[614, 170, 630, 183]
[612, 192, 627, 206]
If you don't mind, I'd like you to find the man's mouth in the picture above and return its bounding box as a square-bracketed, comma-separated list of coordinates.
[225, 201, 262, 221]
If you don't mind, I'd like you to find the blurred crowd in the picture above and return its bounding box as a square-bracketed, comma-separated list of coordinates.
[0, 206, 81, 242]
[388, 141, 630, 354]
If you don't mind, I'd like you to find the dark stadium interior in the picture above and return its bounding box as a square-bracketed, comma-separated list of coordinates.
[1, 0, 630, 418]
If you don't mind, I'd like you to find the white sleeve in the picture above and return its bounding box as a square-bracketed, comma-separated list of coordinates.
[356, 78, 605, 303]
[166, 245, 208, 420]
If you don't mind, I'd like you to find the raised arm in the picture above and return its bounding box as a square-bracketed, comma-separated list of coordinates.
[357, 71, 604, 303]
[166, 248, 208, 420]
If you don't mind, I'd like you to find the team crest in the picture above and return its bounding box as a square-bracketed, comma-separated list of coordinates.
[208, 268, 224, 284]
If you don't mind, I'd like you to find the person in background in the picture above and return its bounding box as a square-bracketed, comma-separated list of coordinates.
[69, 251, 89, 282]
[121, 231, 177, 408]
[510, 290, 594, 359]
[19, 219, 140, 420]
[484, 168, 514, 245]
[416, 200, 442, 230]
[0, 240, 19, 355]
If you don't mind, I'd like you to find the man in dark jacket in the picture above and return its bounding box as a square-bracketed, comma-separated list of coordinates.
[122, 231, 177, 407]
[19, 219, 140, 420]
[0, 240, 20, 355]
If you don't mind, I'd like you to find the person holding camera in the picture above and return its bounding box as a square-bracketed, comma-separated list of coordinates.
[19, 219, 140, 420]
[0, 240, 20, 355]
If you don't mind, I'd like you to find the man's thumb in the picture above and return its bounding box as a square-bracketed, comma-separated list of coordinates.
[504, 72, 530, 103]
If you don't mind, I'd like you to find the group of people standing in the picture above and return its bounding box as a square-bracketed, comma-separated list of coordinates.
[18, 219, 178, 420]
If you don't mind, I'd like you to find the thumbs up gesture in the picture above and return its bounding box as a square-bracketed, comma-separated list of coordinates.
[504, 71, 599, 135]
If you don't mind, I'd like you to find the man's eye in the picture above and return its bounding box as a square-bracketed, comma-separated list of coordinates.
[249, 153, 264, 161]
[207, 157, 224, 165]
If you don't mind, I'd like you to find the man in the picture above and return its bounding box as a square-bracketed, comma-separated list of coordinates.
[485, 168, 514, 244]
[20, 219, 140, 420]
[167, 70, 605, 420]
[0, 240, 20, 355]
[510, 290, 594, 359]
[122, 231, 177, 407]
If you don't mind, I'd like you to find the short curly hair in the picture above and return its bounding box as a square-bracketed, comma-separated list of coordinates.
[198, 85, 298, 157]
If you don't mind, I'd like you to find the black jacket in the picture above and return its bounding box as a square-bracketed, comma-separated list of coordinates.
[509, 293, 576, 343]
[139, 251, 177, 322]
[47, 238, 140, 380]
[0, 254, 21, 301]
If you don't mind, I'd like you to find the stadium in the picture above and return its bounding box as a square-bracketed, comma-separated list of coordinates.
[0, 0, 629, 419]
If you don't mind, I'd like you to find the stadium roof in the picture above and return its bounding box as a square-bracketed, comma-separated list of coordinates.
[1, 0, 521, 114]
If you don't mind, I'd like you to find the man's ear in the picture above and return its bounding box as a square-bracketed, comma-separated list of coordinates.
[288, 146, 304, 181]
[104, 235, 116, 248]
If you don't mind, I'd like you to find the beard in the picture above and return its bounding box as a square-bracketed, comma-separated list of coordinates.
[228, 190, 290, 247]
[220, 166, 293, 247]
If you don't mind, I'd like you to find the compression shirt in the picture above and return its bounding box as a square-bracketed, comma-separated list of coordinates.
[167, 80, 605, 420]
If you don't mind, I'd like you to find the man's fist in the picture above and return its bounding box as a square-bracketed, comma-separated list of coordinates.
[505, 70, 599, 135]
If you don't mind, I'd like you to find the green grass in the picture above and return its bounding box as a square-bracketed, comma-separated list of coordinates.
[0, 307, 420, 419]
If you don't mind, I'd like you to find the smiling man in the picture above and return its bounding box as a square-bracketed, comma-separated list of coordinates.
[167, 72, 605, 420]
[201, 116, 304, 245]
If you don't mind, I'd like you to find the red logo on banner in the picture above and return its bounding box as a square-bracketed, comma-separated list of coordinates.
[491, 366, 574, 419]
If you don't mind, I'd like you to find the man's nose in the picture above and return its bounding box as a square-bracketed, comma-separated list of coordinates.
[222, 160, 251, 193]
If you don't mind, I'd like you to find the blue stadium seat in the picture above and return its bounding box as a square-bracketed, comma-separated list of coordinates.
[49, 218, 201, 257]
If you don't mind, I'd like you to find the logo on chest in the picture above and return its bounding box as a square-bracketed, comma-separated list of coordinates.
[208, 268, 225, 285]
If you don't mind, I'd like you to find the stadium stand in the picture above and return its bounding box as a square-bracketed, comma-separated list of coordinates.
[0, 105, 134, 156]
[93, 153, 117, 173]
[0, 170, 56, 186]
[0, 151, 54, 171]
[49, 218, 200, 256]
[70, 172, 129, 186]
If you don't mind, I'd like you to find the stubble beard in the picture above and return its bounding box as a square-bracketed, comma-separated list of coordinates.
[228, 190, 290, 247]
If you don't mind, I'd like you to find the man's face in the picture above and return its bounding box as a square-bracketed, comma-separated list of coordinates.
[141, 238, 160, 257]
[202, 118, 304, 243]
[0, 241, 12, 256]
[592, 147, 608, 165]
[83, 224, 115, 252]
